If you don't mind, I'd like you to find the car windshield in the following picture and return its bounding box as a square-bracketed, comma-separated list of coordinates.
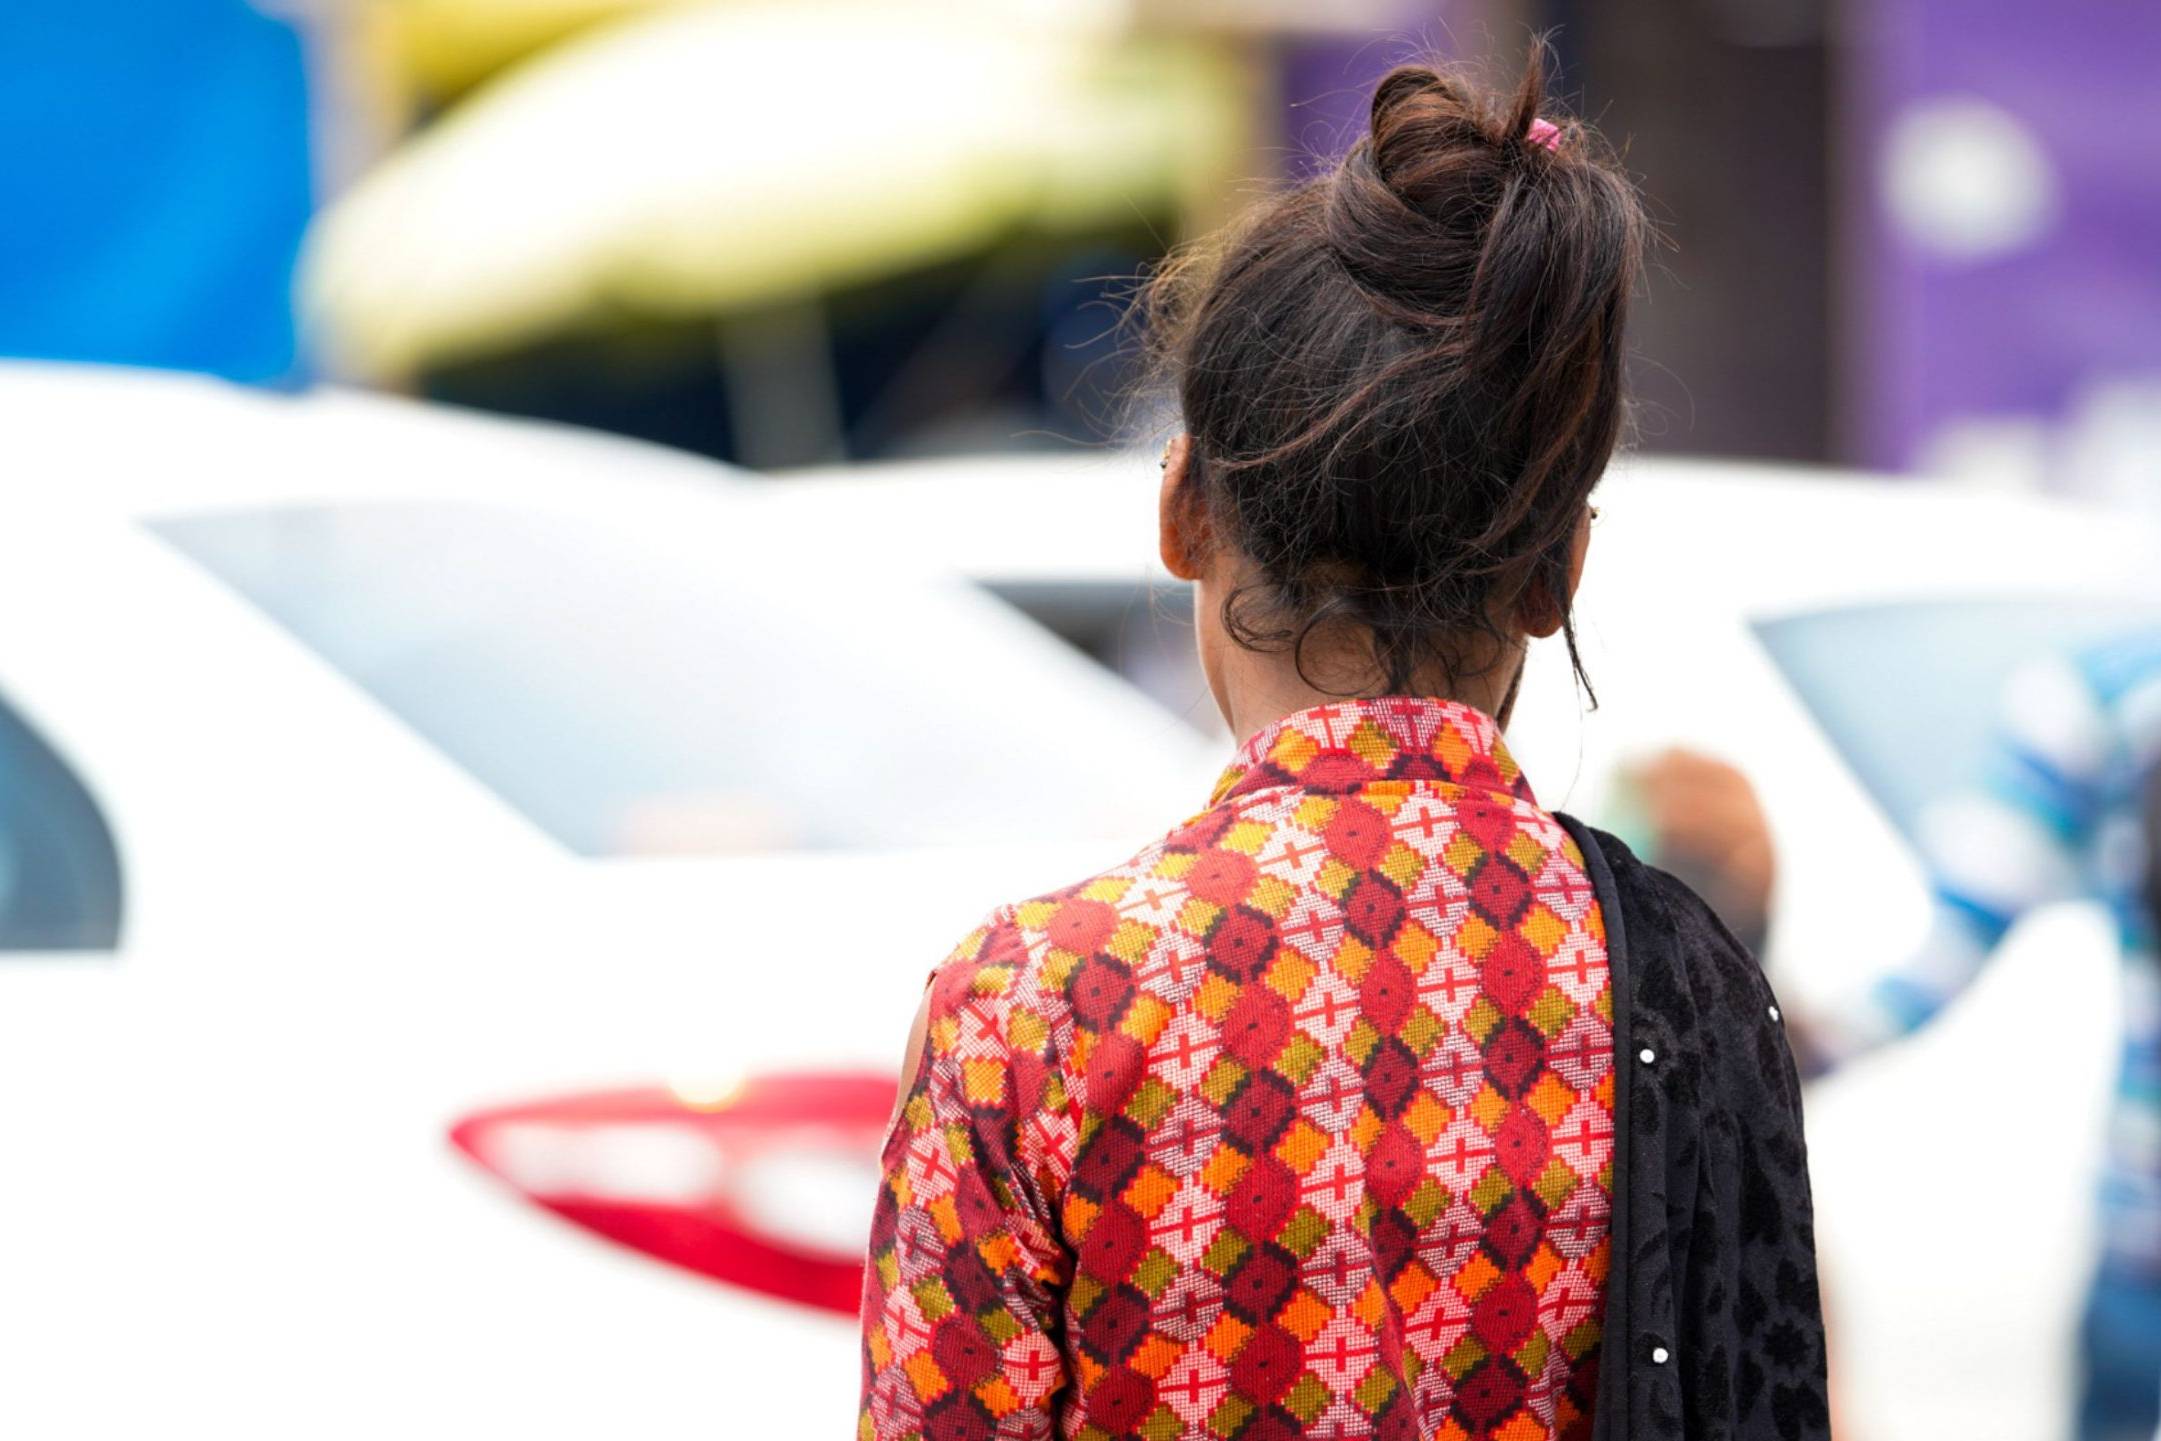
[150, 499, 1187, 857]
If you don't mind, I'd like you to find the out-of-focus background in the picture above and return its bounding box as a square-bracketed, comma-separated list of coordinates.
[2, 2, 2158, 1437]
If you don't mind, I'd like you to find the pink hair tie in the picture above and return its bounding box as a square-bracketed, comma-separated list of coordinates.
[1527, 117, 1563, 152]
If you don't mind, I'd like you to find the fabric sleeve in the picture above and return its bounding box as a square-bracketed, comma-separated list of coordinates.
[1814, 653, 2110, 1066]
[859, 910, 1077, 1440]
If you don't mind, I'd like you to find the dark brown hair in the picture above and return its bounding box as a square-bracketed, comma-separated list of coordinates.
[1146, 51, 1648, 697]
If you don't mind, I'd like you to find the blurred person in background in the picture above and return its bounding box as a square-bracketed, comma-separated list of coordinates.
[858, 55, 1826, 1441]
[1642, 635, 2161, 1441]
[1621, 751, 1777, 959]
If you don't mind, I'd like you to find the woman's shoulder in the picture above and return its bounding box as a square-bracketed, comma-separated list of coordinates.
[917, 792, 1298, 1061]
[920, 830, 1187, 1025]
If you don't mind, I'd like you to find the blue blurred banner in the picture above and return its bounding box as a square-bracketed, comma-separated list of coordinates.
[0, 1, 313, 383]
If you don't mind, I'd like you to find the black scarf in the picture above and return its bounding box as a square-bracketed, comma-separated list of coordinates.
[1560, 818, 1831, 1441]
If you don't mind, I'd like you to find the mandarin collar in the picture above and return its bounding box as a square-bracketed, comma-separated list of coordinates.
[1207, 696, 1533, 808]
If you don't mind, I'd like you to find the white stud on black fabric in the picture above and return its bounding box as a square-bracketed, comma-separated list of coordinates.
[1638, 1047, 1656, 1065]
[1768, 1005, 1782, 1023]
[1651, 1346, 1670, 1366]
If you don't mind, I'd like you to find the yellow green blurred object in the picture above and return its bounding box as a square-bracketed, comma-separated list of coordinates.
[305, 2, 1243, 382]
[361, 0, 693, 108]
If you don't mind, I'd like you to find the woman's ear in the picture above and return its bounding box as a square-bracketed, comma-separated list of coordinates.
[1519, 503, 1594, 639]
[1158, 434, 1207, 582]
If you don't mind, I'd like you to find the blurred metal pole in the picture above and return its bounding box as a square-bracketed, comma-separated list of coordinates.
[1569, 0, 1834, 463]
[716, 299, 847, 470]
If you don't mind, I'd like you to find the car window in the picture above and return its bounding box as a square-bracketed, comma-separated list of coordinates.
[0, 695, 123, 951]
[149, 499, 1197, 857]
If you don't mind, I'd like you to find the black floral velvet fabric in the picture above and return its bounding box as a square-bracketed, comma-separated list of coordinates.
[1557, 820, 1830, 1441]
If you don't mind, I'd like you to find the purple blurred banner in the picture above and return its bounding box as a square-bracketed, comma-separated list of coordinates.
[1849, 3, 2161, 474]
[1277, 21, 1436, 177]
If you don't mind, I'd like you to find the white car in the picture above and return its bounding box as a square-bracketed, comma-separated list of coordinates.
[5, 362, 2157, 1440]
[0, 363, 1219, 1440]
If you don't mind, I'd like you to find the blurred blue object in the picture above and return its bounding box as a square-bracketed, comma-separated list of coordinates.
[0, 1, 312, 383]
[1754, 597, 2161, 844]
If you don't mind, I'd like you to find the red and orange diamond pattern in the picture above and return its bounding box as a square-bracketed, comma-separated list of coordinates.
[862, 699, 1613, 1441]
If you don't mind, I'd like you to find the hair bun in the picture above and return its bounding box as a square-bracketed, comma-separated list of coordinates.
[1322, 61, 1562, 320]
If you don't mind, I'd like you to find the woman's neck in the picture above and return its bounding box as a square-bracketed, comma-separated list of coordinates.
[1210, 645, 1524, 747]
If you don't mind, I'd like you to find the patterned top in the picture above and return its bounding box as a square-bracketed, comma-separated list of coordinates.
[1812, 631, 2161, 1273]
[860, 697, 1615, 1440]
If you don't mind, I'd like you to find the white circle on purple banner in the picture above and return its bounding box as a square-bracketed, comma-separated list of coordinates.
[1883, 95, 2058, 261]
